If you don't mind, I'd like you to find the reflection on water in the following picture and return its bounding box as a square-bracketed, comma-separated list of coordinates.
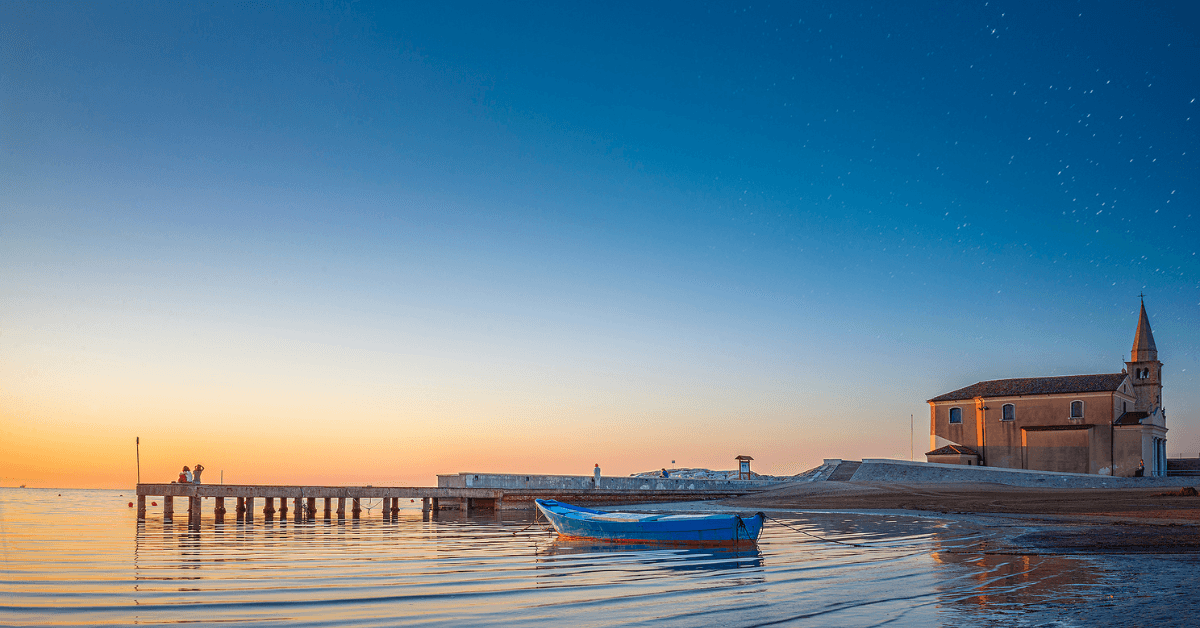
[540, 539, 763, 568]
[932, 549, 1097, 613]
[2, 489, 1196, 626]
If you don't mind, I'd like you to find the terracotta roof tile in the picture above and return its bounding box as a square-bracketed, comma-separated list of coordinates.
[928, 373, 1127, 403]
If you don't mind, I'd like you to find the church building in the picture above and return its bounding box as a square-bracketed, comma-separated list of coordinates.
[926, 300, 1167, 477]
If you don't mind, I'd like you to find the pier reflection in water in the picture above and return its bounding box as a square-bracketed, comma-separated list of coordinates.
[4, 489, 1198, 627]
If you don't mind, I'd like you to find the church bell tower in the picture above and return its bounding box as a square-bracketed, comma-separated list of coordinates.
[1124, 298, 1163, 416]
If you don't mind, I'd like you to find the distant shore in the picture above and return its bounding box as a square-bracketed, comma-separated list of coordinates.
[720, 480, 1200, 553]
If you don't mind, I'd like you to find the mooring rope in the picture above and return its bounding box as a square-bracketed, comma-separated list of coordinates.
[513, 507, 554, 535]
[763, 515, 865, 547]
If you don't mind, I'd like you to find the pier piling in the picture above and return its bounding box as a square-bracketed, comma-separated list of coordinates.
[136, 481, 765, 526]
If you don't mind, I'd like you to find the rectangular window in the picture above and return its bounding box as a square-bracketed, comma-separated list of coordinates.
[1002, 404, 1015, 421]
[1070, 400, 1084, 419]
[949, 407, 962, 424]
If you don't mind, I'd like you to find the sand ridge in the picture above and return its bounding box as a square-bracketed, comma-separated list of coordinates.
[723, 480, 1200, 522]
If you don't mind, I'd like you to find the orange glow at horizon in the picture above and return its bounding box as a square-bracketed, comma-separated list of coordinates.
[1, 382, 915, 489]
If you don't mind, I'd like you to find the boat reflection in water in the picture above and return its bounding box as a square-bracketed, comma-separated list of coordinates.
[535, 538, 764, 579]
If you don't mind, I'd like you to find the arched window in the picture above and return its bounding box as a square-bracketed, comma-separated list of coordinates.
[1070, 400, 1084, 419]
[949, 407, 962, 424]
[1002, 404, 1015, 421]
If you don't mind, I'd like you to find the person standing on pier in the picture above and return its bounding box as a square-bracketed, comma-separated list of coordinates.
[193, 463, 204, 484]
[593, 464, 601, 489]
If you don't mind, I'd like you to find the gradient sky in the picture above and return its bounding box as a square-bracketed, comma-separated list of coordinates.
[2, 1, 1197, 489]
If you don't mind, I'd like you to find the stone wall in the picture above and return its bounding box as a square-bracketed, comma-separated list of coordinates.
[846, 458, 1197, 488]
[436, 472, 781, 491]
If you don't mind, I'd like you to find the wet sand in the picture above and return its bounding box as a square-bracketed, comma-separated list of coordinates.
[724, 481, 1200, 553]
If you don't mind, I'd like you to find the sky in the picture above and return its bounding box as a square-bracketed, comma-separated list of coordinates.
[2, 1, 1197, 489]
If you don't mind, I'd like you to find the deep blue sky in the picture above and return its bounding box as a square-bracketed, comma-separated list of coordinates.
[2, 1, 1197, 485]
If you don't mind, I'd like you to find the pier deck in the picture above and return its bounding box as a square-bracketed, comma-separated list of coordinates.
[134, 483, 765, 524]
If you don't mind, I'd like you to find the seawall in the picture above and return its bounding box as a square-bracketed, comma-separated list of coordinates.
[813, 458, 1200, 488]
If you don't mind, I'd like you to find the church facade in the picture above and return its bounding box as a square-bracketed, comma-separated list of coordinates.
[926, 301, 1167, 477]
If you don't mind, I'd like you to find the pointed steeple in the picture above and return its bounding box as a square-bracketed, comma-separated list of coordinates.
[1131, 298, 1157, 362]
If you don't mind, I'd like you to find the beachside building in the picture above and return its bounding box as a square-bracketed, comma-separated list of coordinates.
[926, 300, 1167, 477]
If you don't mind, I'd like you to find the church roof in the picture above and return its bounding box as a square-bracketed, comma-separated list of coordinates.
[1132, 300, 1158, 361]
[926, 444, 981, 457]
[1114, 411, 1150, 425]
[928, 373, 1127, 402]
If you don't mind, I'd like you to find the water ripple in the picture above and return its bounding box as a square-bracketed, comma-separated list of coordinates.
[3, 488, 1195, 626]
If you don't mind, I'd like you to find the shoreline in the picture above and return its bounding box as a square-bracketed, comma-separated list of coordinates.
[718, 480, 1200, 554]
[718, 479, 1200, 521]
[623, 480, 1200, 554]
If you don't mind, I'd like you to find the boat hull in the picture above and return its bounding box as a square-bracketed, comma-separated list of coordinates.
[534, 499, 763, 546]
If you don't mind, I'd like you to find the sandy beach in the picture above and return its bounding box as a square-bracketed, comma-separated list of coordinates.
[723, 480, 1200, 553]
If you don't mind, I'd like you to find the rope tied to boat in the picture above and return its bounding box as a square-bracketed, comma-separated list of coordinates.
[763, 515, 865, 547]
[734, 514, 752, 543]
[513, 506, 553, 535]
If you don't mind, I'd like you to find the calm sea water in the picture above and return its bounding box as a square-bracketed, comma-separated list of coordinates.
[1, 488, 1196, 627]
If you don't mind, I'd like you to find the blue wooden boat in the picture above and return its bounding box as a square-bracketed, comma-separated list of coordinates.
[534, 499, 764, 545]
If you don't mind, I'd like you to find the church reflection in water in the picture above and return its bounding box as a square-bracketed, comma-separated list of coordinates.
[930, 542, 1106, 618]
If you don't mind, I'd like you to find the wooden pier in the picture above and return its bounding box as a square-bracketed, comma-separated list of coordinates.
[134, 483, 763, 524]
